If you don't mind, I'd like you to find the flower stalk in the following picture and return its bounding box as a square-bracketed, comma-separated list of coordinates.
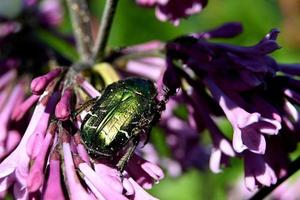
[66, 0, 93, 63]
[93, 0, 119, 61]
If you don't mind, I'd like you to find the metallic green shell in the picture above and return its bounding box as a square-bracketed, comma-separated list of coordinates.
[80, 78, 157, 157]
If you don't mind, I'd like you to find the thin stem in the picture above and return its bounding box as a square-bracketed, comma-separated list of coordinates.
[66, 0, 93, 63]
[249, 156, 300, 200]
[92, 0, 119, 61]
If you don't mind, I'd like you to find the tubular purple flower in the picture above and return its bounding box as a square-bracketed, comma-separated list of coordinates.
[126, 57, 165, 81]
[114, 41, 165, 82]
[76, 76, 101, 98]
[162, 23, 300, 191]
[0, 88, 10, 111]
[55, 88, 73, 121]
[191, 22, 243, 39]
[93, 163, 124, 194]
[158, 56, 181, 99]
[26, 93, 59, 159]
[30, 68, 62, 95]
[127, 154, 164, 189]
[0, 83, 24, 149]
[27, 123, 56, 192]
[136, 0, 208, 25]
[73, 132, 91, 165]
[11, 94, 40, 121]
[121, 40, 163, 53]
[213, 29, 280, 56]
[43, 151, 64, 200]
[125, 175, 159, 200]
[284, 89, 300, 105]
[205, 78, 281, 154]
[39, 0, 63, 27]
[62, 132, 95, 200]
[0, 70, 17, 90]
[0, 89, 58, 195]
[1, 130, 21, 160]
[278, 63, 300, 76]
[284, 100, 299, 123]
[75, 157, 128, 200]
[184, 88, 234, 173]
[140, 144, 160, 165]
[122, 177, 135, 196]
[244, 151, 277, 191]
[208, 126, 235, 173]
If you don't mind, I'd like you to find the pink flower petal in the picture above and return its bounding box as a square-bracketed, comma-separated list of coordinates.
[0, 70, 16, 90]
[27, 124, 55, 192]
[43, 152, 65, 200]
[11, 94, 40, 121]
[76, 76, 101, 98]
[55, 88, 72, 121]
[63, 142, 95, 200]
[209, 148, 222, 173]
[31, 68, 62, 95]
[78, 162, 128, 200]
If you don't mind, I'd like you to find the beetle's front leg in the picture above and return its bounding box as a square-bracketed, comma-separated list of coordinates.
[117, 136, 140, 173]
[72, 97, 99, 118]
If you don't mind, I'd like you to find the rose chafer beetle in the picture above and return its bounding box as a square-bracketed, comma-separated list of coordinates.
[75, 77, 163, 172]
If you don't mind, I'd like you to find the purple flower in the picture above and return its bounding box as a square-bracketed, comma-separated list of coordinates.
[0, 22, 21, 38]
[136, 0, 208, 25]
[0, 68, 164, 199]
[0, 88, 57, 198]
[160, 22, 300, 190]
[244, 151, 277, 191]
[39, 0, 63, 27]
[205, 79, 281, 154]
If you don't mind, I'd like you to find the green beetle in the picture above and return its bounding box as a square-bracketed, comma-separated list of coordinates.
[75, 77, 161, 171]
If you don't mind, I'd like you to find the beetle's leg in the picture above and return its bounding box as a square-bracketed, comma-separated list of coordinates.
[117, 136, 140, 173]
[72, 97, 99, 118]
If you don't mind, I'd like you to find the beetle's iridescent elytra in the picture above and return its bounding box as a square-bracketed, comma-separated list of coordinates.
[78, 77, 160, 171]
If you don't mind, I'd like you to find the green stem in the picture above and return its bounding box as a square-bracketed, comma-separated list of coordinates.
[66, 0, 93, 63]
[250, 156, 300, 200]
[92, 0, 119, 61]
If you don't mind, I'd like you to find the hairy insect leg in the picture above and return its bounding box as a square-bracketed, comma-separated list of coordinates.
[72, 97, 99, 118]
[117, 136, 140, 174]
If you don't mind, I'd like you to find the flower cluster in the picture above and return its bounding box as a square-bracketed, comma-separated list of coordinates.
[136, 0, 208, 25]
[0, 67, 165, 199]
[155, 22, 300, 191]
[0, 0, 66, 167]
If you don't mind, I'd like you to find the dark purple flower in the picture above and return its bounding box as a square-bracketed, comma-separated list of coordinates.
[136, 0, 208, 25]
[160, 22, 300, 190]
[244, 151, 277, 191]
[38, 0, 63, 27]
